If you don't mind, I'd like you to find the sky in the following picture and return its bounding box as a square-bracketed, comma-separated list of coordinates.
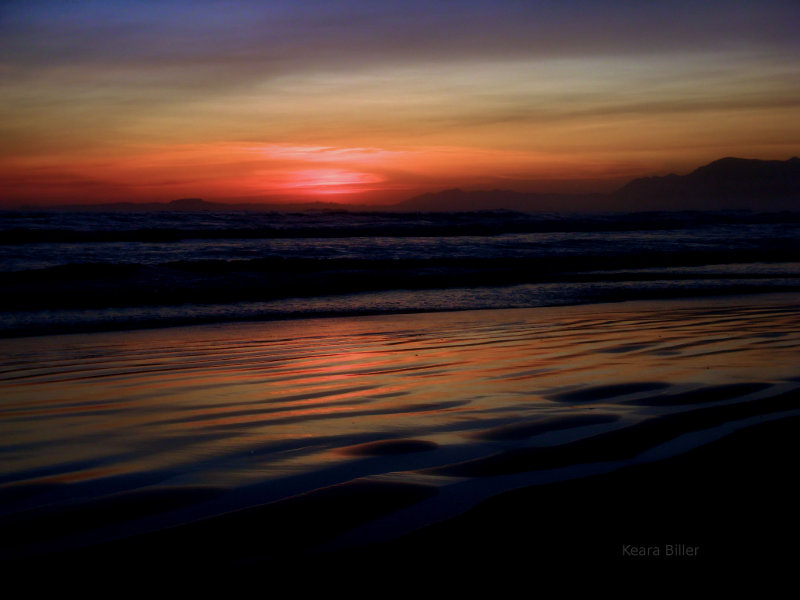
[2, 0, 799, 206]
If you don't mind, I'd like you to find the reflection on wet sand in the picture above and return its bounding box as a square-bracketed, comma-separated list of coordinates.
[1, 293, 799, 570]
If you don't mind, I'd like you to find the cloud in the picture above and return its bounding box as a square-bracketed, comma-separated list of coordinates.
[2, 1, 800, 203]
[4, 1, 799, 79]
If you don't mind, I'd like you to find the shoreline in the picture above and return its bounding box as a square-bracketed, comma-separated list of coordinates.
[2, 285, 800, 340]
[2, 291, 799, 575]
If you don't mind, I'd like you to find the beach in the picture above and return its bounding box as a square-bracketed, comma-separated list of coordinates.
[2, 292, 799, 575]
[5, 0, 800, 585]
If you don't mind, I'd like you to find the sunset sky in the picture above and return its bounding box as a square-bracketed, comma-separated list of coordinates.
[2, 0, 799, 206]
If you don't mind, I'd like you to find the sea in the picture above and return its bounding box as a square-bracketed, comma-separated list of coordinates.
[1, 208, 799, 336]
[1, 208, 800, 567]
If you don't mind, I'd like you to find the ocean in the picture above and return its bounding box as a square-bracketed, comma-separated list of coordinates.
[1, 209, 799, 571]
[1, 209, 799, 336]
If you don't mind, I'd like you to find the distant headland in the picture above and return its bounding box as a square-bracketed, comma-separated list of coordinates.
[8, 157, 800, 213]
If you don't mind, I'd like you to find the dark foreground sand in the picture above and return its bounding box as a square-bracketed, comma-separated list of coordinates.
[25, 404, 794, 579]
[1, 293, 799, 580]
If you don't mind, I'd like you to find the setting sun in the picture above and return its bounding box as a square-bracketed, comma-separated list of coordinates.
[277, 169, 385, 195]
[1, 0, 799, 575]
[2, 1, 798, 207]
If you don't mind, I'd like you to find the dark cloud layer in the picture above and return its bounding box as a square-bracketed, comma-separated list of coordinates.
[4, 0, 799, 78]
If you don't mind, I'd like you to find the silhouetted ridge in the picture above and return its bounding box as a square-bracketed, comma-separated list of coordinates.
[612, 157, 800, 210]
[7, 157, 799, 213]
[394, 157, 799, 212]
[394, 189, 603, 212]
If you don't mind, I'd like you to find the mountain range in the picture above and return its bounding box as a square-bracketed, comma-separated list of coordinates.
[14, 157, 800, 213]
[395, 157, 800, 212]
[611, 156, 800, 211]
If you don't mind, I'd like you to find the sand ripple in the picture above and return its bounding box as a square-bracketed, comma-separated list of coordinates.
[1, 293, 799, 565]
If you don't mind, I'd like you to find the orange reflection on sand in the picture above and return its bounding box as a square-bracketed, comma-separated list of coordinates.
[3, 296, 799, 497]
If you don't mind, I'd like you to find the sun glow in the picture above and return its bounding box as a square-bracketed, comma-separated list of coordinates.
[276, 169, 385, 195]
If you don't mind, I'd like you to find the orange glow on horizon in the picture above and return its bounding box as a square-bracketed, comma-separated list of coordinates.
[0, 141, 657, 205]
[2, 2, 799, 207]
[264, 168, 386, 195]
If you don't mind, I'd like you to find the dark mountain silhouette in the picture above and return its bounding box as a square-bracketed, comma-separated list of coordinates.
[610, 157, 800, 211]
[392, 157, 800, 212]
[391, 189, 604, 212]
[15, 157, 799, 213]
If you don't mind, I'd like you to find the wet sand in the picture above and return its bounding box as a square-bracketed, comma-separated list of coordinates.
[1, 293, 799, 577]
